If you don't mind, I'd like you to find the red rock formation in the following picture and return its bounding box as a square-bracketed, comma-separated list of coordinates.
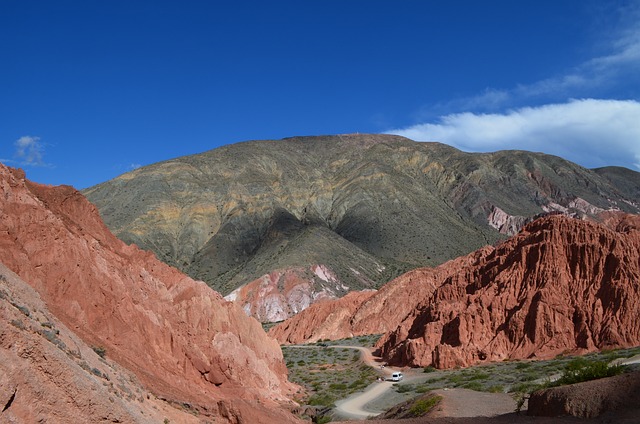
[269, 290, 377, 343]
[272, 211, 640, 370]
[379, 213, 640, 368]
[0, 262, 204, 423]
[270, 254, 477, 344]
[0, 164, 300, 423]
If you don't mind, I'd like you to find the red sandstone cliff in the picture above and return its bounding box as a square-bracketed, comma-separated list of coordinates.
[272, 213, 640, 370]
[1, 262, 207, 423]
[0, 164, 300, 423]
[269, 253, 479, 344]
[379, 213, 640, 368]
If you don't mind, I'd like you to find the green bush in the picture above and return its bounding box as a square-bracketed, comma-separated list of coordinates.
[307, 393, 336, 407]
[556, 359, 623, 386]
[409, 395, 442, 416]
[468, 372, 490, 380]
[394, 384, 414, 393]
[462, 381, 483, 391]
[486, 385, 504, 393]
[315, 416, 332, 424]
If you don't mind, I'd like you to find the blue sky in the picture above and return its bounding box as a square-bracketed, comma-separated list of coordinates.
[1, 1, 639, 189]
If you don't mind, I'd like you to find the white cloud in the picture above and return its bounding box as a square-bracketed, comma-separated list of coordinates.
[388, 99, 640, 171]
[441, 4, 640, 113]
[14, 136, 46, 166]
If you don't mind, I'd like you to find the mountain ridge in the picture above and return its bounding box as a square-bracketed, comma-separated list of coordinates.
[84, 134, 640, 321]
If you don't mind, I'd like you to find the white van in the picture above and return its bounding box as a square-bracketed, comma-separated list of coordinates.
[391, 372, 404, 381]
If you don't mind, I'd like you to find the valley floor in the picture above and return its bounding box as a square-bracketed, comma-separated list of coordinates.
[328, 348, 640, 423]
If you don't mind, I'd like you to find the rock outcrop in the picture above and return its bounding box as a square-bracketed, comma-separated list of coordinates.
[269, 290, 378, 343]
[0, 263, 202, 423]
[226, 265, 352, 323]
[528, 370, 640, 418]
[84, 134, 640, 320]
[270, 253, 477, 344]
[272, 213, 640, 370]
[379, 213, 640, 368]
[0, 164, 300, 423]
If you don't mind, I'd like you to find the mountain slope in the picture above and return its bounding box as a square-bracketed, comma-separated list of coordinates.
[84, 134, 640, 320]
[0, 262, 203, 423]
[271, 213, 640, 370]
[0, 164, 300, 423]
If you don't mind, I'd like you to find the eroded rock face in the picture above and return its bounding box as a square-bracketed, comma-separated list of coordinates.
[269, 290, 377, 343]
[272, 212, 640, 370]
[0, 263, 202, 423]
[0, 164, 300, 423]
[379, 213, 640, 368]
[269, 260, 465, 344]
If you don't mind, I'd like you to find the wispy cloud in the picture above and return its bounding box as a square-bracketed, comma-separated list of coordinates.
[433, 4, 640, 113]
[387, 4, 640, 171]
[388, 99, 640, 171]
[14, 136, 47, 166]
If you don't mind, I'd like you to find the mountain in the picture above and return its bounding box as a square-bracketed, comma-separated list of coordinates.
[83, 134, 640, 321]
[271, 213, 640, 369]
[0, 164, 300, 423]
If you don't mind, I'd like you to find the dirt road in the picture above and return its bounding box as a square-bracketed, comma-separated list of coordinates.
[329, 345, 405, 420]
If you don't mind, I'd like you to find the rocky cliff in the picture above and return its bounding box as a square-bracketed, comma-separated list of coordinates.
[0, 262, 204, 423]
[0, 164, 300, 423]
[272, 213, 640, 369]
[83, 134, 640, 321]
[379, 213, 640, 368]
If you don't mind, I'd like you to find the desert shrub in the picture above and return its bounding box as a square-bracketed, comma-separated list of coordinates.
[11, 302, 30, 317]
[518, 372, 539, 382]
[394, 384, 414, 393]
[315, 415, 332, 424]
[415, 385, 430, 393]
[10, 319, 26, 330]
[510, 382, 545, 394]
[486, 384, 504, 393]
[348, 378, 366, 389]
[423, 366, 436, 373]
[446, 374, 464, 385]
[92, 345, 107, 358]
[468, 372, 490, 380]
[462, 381, 483, 391]
[409, 395, 442, 416]
[307, 393, 336, 407]
[555, 359, 623, 386]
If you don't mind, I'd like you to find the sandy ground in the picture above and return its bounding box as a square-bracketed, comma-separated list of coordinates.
[335, 386, 640, 424]
[331, 348, 640, 424]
